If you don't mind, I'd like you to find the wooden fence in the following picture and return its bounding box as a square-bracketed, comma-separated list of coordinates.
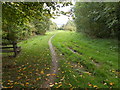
[0, 41, 21, 57]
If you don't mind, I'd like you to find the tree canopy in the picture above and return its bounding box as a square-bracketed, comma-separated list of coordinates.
[2, 2, 72, 42]
[74, 2, 120, 38]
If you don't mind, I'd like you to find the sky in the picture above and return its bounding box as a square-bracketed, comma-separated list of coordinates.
[50, 1, 75, 27]
[51, 15, 69, 27]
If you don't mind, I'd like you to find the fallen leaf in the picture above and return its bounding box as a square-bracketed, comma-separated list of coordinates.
[55, 82, 58, 85]
[56, 84, 62, 88]
[109, 82, 114, 86]
[20, 83, 24, 86]
[51, 74, 56, 76]
[69, 83, 72, 87]
[104, 83, 107, 85]
[61, 76, 65, 81]
[88, 84, 92, 87]
[36, 69, 39, 71]
[40, 70, 44, 74]
[29, 72, 32, 74]
[46, 74, 51, 76]
[46, 68, 50, 70]
[8, 80, 13, 83]
[17, 77, 21, 79]
[49, 83, 54, 87]
[93, 85, 98, 88]
[68, 62, 70, 64]
[26, 82, 29, 85]
[23, 67, 26, 70]
[36, 78, 40, 80]
[14, 82, 19, 84]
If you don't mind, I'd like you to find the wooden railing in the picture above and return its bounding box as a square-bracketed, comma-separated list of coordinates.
[0, 41, 21, 57]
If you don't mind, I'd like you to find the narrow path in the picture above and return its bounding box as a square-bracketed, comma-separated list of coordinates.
[41, 34, 58, 88]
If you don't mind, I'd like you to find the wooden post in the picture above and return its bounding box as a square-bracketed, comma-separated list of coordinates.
[13, 41, 17, 57]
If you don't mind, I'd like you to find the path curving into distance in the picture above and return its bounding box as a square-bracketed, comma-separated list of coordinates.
[41, 34, 58, 88]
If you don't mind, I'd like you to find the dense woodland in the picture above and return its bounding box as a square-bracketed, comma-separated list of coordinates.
[74, 2, 120, 39]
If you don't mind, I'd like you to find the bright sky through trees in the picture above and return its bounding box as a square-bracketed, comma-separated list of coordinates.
[51, 1, 75, 27]
[51, 15, 69, 27]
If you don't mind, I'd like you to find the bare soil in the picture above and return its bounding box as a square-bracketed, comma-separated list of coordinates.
[41, 34, 58, 88]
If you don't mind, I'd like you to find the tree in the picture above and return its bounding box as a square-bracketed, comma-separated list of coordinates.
[63, 20, 76, 31]
[2, 2, 72, 42]
[2, 2, 57, 42]
[49, 21, 58, 31]
[74, 2, 120, 38]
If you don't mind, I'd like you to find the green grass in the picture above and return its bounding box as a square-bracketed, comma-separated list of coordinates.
[2, 32, 57, 88]
[2, 30, 119, 88]
[52, 31, 119, 88]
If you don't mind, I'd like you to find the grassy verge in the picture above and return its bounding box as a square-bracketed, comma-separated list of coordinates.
[2, 32, 56, 88]
[52, 31, 119, 88]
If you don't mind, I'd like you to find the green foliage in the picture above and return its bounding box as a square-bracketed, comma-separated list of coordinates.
[63, 20, 76, 31]
[32, 16, 50, 35]
[2, 2, 72, 42]
[74, 2, 120, 38]
[49, 21, 58, 31]
[2, 2, 57, 42]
